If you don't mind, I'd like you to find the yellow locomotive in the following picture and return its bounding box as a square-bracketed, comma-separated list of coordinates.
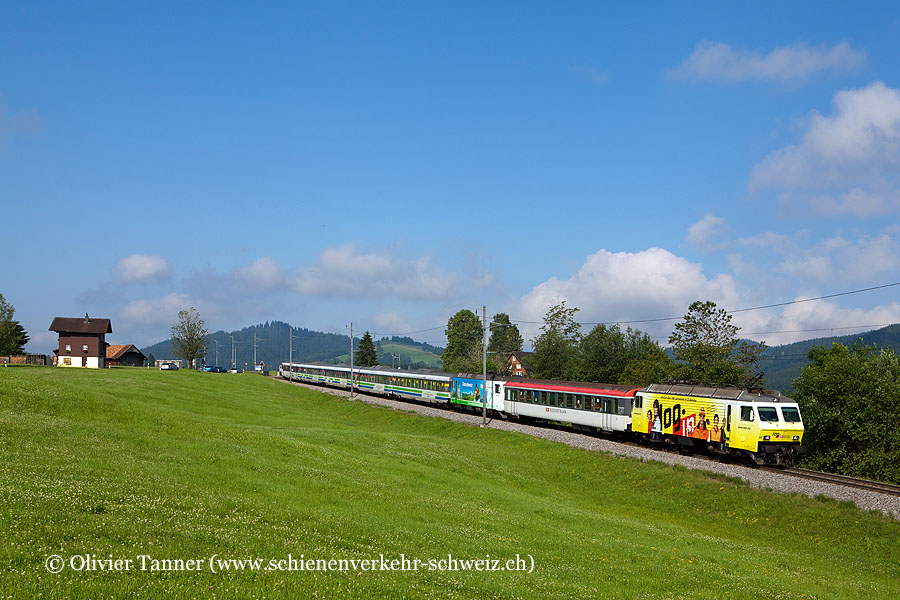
[631, 383, 805, 466]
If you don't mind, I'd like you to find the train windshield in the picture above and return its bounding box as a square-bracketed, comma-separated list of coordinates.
[780, 406, 802, 423]
[757, 406, 779, 423]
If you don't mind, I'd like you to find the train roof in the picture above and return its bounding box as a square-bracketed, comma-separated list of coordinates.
[645, 383, 794, 403]
[502, 377, 640, 396]
[289, 362, 453, 380]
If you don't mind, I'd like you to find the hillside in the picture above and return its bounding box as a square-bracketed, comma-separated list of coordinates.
[2, 367, 898, 598]
[140, 321, 435, 370]
[335, 338, 443, 369]
[760, 323, 900, 391]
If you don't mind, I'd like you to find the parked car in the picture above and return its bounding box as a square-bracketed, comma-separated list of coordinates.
[229, 368, 243, 373]
[159, 362, 179, 371]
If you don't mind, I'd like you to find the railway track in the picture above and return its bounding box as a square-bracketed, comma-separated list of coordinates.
[280, 376, 900, 499]
[761, 466, 900, 497]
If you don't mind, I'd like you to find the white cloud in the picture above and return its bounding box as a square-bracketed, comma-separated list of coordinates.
[668, 41, 865, 83]
[230, 257, 286, 291]
[736, 298, 900, 346]
[114, 254, 172, 283]
[119, 293, 195, 325]
[686, 213, 727, 252]
[372, 312, 415, 335]
[516, 248, 740, 339]
[290, 244, 475, 301]
[750, 82, 900, 215]
[736, 229, 900, 284]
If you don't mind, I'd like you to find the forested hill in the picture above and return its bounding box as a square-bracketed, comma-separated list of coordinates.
[760, 323, 900, 391]
[141, 322, 444, 370]
[142, 322, 352, 369]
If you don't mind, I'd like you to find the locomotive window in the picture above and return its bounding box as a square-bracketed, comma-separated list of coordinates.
[634, 396, 642, 409]
[740, 406, 754, 422]
[757, 407, 779, 423]
[781, 407, 802, 423]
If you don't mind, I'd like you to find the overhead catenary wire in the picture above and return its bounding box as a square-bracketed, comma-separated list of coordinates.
[507, 281, 900, 326]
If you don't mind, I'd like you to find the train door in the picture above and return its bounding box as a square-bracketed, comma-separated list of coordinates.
[505, 387, 518, 416]
[600, 397, 613, 431]
[491, 381, 504, 412]
[725, 404, 732, 444]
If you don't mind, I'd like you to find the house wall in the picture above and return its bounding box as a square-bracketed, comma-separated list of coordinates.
[57, 333, 106, 368]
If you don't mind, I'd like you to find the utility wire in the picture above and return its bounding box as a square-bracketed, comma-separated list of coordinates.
[509, 280, 900, 326]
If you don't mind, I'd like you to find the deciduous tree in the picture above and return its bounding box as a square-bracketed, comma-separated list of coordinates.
[488, 313, 523, 371]
[669, 300, 764, 387]
[442, 310, 484, 373]
[171, 307, 209, 368]
[530, 301, 581, 379]
[793, 342, 900, 484]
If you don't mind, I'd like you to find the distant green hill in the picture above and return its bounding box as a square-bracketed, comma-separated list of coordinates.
[760, 323, 900, 392]
[334, 337, 443, 369]
[142, 323, 445, 370]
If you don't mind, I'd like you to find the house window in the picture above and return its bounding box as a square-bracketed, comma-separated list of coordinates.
[82, 345, 89, 352]
[65, 344, 71, 352]
[63, 357, 71, 365]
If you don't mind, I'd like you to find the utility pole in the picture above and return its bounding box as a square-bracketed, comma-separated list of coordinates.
[482, 305, 487, 426]
[230, 335, 236, 369]
[253, 331, 269, 371]
[212, 339, 222, 367]
[349, 322, 354, 399]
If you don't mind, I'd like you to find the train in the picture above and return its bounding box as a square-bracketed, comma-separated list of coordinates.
[279, 362, 806, 466]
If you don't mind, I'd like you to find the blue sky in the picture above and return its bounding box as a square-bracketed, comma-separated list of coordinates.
[3, 1, 900, 353]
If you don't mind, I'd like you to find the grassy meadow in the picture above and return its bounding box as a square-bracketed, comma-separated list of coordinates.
[0, 366, 898, 599]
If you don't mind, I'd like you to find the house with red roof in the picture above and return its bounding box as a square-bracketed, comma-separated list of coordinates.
[105, 344, 146, 367]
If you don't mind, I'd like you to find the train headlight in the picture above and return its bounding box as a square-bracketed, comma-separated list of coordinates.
[763, 435, 771, 441]
[793, 435, 799, 441]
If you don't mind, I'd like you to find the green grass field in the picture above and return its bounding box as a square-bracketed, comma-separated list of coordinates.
[1, 367, 898, 599]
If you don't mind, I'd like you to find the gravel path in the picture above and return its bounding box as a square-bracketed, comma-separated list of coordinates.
[277, 377, 900, 519]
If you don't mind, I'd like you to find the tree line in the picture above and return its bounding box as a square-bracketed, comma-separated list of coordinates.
[442, 300, 766, 387]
